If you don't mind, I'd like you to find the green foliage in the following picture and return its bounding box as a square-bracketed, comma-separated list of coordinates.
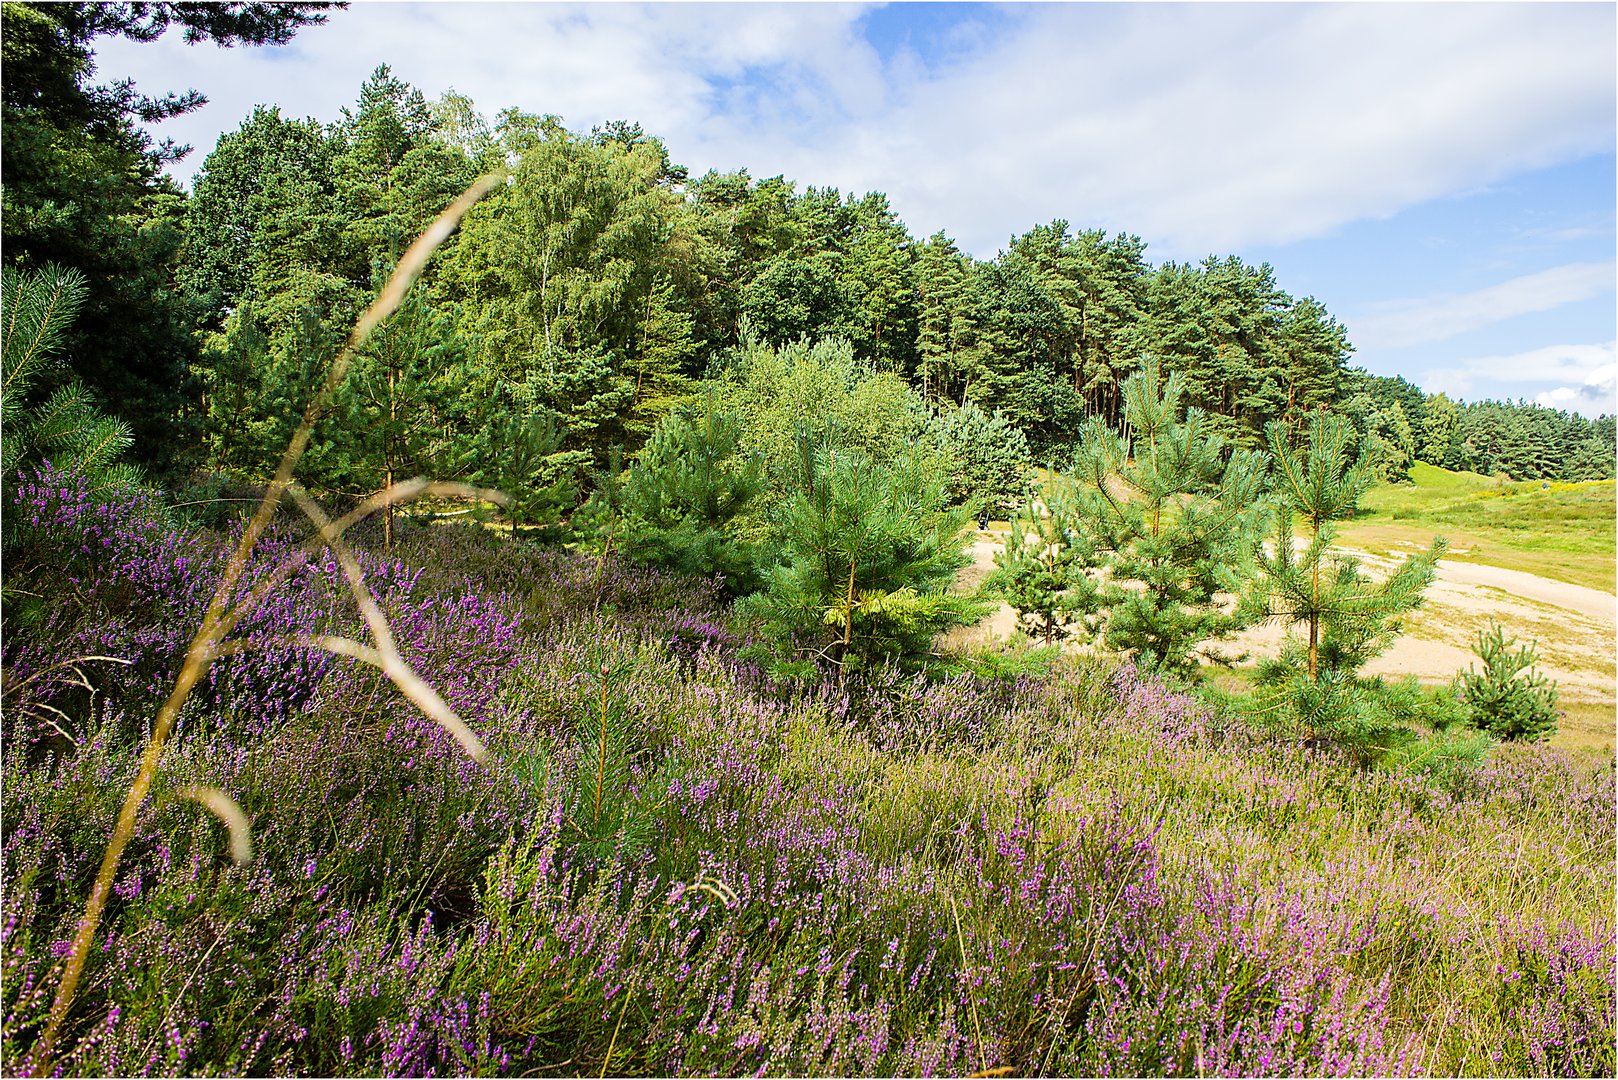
[1455, 622, 1560, 742]
[160, 78, 1611, 518]
[1144, 257, 1350, 448]
[2, 2, 333, 466]
[1065, 360, 1269, 675]
[179, 105, 346, 327]
[711, 330, 940, 483]
[1341, 391, 1418, 483]
[1365, 679, 1493, 791]
[1, 264, 139, 492]
[989, 473, 1093, 646]
[935, 639, 1062, 682]
[931, 400, 1031, 516]
[913, 231, 984, 405]
[442, 111, 690, 464]
[620, 390, 765, 592]
[742, 431, 987, 675]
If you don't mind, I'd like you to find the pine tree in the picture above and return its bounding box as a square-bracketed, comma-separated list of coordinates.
[743, 429, 987, 676]
[621, 388, 765, 592]
[1241, 410, 1446, 750]
[465, 384, 579, 539]
[1455, 622, 1559, 741]
[989, 472, 1094, 645]
[337, 282, 467, 547]
[1066, 360, 1269, 676]
[913, 232, 981, 405]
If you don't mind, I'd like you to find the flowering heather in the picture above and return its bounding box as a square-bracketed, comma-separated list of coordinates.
[3, 474, 1613, 1076]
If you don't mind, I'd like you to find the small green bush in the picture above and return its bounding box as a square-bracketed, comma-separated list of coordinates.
[930, 400, 1030, 517]
[1455, 621, 1560, 741]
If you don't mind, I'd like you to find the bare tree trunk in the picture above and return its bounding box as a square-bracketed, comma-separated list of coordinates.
[838, 558, 858, 673]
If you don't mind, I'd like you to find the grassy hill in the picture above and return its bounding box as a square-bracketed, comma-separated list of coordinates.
[1344, 464, 1616, 593]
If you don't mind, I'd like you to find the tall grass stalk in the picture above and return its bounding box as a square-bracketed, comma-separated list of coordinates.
[23, 174, 504, 1078]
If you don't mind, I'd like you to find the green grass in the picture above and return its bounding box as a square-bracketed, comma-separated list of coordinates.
[1342, 464, 1616, 593]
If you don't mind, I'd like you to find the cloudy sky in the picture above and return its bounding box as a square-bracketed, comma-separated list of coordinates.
[94, 1, 1617, 415]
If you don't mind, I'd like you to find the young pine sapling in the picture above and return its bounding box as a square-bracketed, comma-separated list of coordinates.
[1065, 360, 1269, 676]
[1240, 410, 1446, 751]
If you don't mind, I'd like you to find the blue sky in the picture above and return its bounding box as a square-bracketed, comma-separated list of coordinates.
[94, 2, 1617, 414]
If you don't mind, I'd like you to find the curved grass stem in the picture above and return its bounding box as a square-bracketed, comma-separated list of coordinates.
[23, 174, 504, 1078]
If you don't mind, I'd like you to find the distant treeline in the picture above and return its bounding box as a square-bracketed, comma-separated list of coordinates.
[5, 31, 1612, 488]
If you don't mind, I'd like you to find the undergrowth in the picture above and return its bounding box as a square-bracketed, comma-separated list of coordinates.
[2, 475, 1613, 1077]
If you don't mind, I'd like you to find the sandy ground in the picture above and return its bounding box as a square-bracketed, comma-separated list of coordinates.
[950, 532, 1618, 708]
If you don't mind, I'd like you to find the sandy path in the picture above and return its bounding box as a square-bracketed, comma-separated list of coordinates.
[1428, 559, 1614, 624]
[951, 532, 1618, 704]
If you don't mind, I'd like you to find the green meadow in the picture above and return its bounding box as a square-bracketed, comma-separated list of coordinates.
[1344, 464, 1616, 593]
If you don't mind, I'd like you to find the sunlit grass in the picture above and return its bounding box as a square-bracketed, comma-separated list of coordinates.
[1344, 464, 1616, 593]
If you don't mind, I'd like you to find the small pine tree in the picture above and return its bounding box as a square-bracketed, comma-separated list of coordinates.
[1066, 360, 1269, 676]
[1455, 621, 1559, 741]
[1241, 410, 1446, 753]
[621, 388, 765, 592]
[989, 472, 1094, 645]
[338, 282, 467, 547]
[469, 393, 580, 540]
[743, 428, 987, 675]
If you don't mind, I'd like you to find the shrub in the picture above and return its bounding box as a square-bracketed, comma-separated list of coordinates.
[1455, 621, 1560, 741]
[930, 400, 1030, 517]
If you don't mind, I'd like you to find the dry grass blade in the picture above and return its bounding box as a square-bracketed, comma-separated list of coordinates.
[213, 479, 508, 647]
[23, 174, 503, 1079]
[284, 486, 488, 763]
[331, 478, 511, 533]
[174, 786, 253, 865]
[3, 654, 134, 748]
[2, 653, 132, 696]
[950, 891, 989, 1074]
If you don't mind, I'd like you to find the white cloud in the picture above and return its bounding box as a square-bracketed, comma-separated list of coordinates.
[1534, 377, 1617, 416]
[89, 2, 1614, 262]
[1420, 341, 1618, 415]
[1350, 262, 1617, 351]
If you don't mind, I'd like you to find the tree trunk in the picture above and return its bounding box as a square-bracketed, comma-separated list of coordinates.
[1307, 613, 1318, 683]
[839, 558, 858, 671]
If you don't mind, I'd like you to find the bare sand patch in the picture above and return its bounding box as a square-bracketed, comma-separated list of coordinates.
[949, 531, 1618, 746]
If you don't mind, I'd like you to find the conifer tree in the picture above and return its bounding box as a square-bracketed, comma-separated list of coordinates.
[466, 386, 579, 539]
[932, 400, 1032, 517]
[1455, 621, 1559, 741]
[913, 231, 981, 405]
[621, 389, 765, 591]
[989, 472, 1094, 645]
[1240, 410, 1446, 749]
[1066, 360, 1269, 676]
[336, 282, 467, 547]
[744, 429, 986, 675]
